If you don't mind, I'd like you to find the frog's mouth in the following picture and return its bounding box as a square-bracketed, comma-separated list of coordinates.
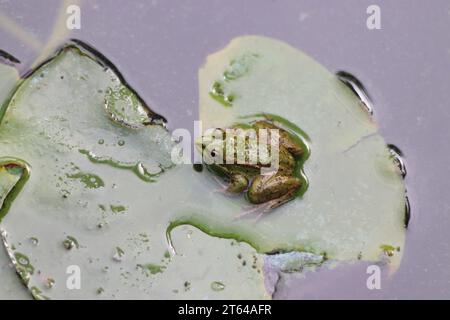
[194, 129, 226, 165]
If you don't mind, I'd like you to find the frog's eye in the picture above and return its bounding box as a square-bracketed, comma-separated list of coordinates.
[210, 150, 216, 157]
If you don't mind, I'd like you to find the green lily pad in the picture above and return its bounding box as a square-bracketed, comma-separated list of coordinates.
[0, 44, 267, 299]
[195, 36, 406, 266]
[0, 64, 30, 299]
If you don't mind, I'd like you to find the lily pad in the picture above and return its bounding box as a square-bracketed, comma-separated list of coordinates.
[0, 64, 30, 299]
[0, 43, 267, 299]
[195, 36, 406, 265]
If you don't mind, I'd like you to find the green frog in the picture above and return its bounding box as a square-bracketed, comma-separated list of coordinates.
[197, 120, 304, 214]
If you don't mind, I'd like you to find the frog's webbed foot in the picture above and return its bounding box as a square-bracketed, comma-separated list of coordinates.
[233, 202, 273, 222]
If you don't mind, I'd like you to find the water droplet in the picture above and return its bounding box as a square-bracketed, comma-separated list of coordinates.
[336, 71, 373, 116]
[61, 189, 70, 199]
[17, 256, 29, 266]
[46, 278, 55, 289]
[211, 281, 225, 291]
[136, 162, 145, 176]
[63, 236, 79, 250]
[118, 140, 125, 146]
[98, 139, 104, 145]
[387, 144, 407, 178]
[113, 247, 125, 262]
[30, 237, 39, 246]
[386, 145, 410, 228]
[404, 196, 411, 228]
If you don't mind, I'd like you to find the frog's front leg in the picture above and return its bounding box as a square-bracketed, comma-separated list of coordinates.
[226, 173, 249, 193]
[247, 174, 301, 208]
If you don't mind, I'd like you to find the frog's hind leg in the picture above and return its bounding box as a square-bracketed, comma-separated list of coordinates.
[265, 188, 298, 210]
[211, 174, 248, 195]
[234, 201, 283, 223]
[234, 189, 298, 222]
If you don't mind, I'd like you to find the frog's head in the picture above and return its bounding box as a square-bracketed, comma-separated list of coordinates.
[195, 128, 226, 165]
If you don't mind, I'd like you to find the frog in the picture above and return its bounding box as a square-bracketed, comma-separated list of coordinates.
[197, 120, 304, 216]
